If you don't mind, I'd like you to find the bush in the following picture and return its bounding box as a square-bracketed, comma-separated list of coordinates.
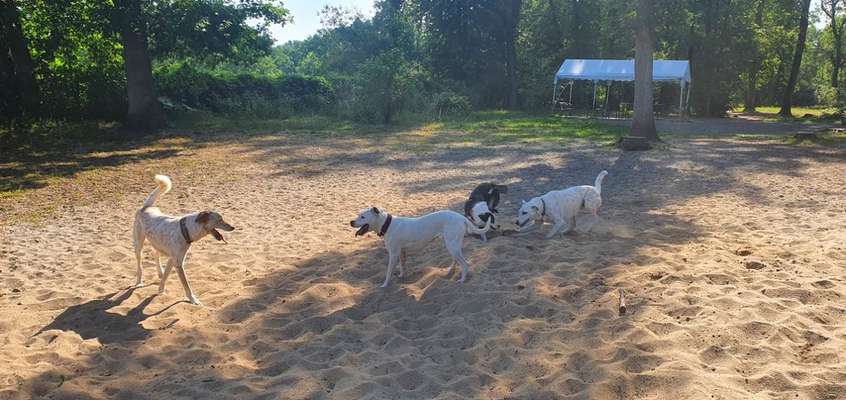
[154, 61, 334, 117]
[339, 49, 425, 124]
[816, 85, 838, 107]
[430, 91, 471, 118]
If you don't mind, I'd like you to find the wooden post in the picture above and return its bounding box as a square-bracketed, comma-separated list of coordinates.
[618, 289, 627, 316]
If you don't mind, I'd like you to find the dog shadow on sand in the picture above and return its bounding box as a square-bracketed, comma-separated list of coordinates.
[33, 288, 182, 344]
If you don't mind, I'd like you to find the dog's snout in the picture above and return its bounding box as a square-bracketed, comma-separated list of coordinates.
[349, 220, 356, 227]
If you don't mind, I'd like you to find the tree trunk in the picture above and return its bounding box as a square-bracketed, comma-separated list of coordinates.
[823, 0, 843, 88]
[631, 0, 657, 141]
[503, 0, 522, 109]
[0, 0, 39, 116]
[832, 19, 843, 88]
[779, 0, 812, 117]
[745, 0, 766, 112]
[116, 0, 165, 130]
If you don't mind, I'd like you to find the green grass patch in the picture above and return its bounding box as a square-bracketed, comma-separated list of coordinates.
[169, 110, 625, 145]
[733, 105, 839, 122]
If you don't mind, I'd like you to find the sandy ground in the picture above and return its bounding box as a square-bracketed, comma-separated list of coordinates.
[1, 133, 845, 400]
[601, 115, 837, 136]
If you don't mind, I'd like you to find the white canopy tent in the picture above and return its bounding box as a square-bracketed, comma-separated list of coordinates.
[553, 59, 692, 114]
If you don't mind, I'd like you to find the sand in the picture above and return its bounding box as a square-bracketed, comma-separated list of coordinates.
[1, 134, 845, 399]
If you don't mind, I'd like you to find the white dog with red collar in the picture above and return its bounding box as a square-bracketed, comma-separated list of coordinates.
[350, 207, 491, 287]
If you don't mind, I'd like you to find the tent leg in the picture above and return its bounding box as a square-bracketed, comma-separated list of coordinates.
[552, 80, 558, 112]
[592, 81, 597, 110]
[686, 80, 693, 115]
[569, 81, 573, 104]
[679, 82, 684, 117]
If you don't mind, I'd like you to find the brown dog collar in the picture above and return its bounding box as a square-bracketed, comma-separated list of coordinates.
[378, 214, 393, 237]
[179, 217, 193, 244]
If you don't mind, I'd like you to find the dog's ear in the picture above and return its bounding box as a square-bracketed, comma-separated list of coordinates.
[371, 207, 380, 214]
[196, 211, 211, 224]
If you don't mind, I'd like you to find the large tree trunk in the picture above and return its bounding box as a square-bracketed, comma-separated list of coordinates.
[503, 0, 522, 109]
[779, 0, 812, 117]
[116, 0, 165, 130]
[631, 0, 657, 141]
[0, 0, 39, 116]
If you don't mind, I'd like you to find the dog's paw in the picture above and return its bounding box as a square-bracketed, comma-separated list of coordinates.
[188, 297, 202, 306]
[133, 281, 145, 289]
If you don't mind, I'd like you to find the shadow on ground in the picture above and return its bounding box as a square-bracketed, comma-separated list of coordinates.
[15, 131, 846, 399]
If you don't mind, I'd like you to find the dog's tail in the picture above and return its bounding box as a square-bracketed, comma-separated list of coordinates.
[465, 215, 493, 235]
[142, 175, 172, 208]
[594, 170, 608, 194]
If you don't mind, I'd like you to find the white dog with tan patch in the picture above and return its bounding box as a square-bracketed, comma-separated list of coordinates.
[133, 175, 235, 305]
[516, 170, 607, 238]
[350, 207, 491, 287]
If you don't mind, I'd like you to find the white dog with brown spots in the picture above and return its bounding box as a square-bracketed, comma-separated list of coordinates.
[516, 170, 607, 238]
[132, 175, 235, 305]
[350, 207, 491, 287]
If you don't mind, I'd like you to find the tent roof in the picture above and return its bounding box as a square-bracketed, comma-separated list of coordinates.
[555, 59, 690, 83]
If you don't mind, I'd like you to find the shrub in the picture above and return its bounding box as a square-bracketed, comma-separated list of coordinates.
[340, 49, 425, 124]
[430, 91, 471, 118]
[154, 61, 334, 117]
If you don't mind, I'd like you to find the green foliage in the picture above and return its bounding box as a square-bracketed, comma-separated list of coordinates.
[8, 0, 288, 121]
[342, 49, 424, 123]
[431, 91, 472, 118]
[6, 0, 844, 129]
[154, 61, 333, 118]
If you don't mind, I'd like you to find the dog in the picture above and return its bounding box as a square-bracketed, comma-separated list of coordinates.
[467, 201, 496, 242]
[464, 183, 508, 215]
[464, 183, 507, 242]
[515, 171, 607, 239]
[132, 175, 235, 305]
[350, 207, 492, 287]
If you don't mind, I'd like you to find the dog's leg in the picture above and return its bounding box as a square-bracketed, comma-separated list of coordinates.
[446, 261, 456, 276]
[132, 222, 145, 288]
[489, 192, 500, 213]
[174, 253, 200, 305]
[445, 239, 471, 283]
[397, 250, 406, 278]
[381, 253, 399, 288]
[545, 219, 565, 239]
[155, 251, 164, 280]
[480, 232, 487, 243]
[566, 215, 577, 234]
[158, 258, 175, 294]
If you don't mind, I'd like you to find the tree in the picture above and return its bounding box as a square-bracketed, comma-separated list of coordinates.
[114, 0, 289, 130]
[495, 0, 522, 108]
[631, 0, 657, 142]
[114, 0, 165, 129]
[0, 0, 39, 117]
[745, 0, 767, 112]
[822, 0, 845, 88]
[779, 0, 812, 117]
[417, 0, 525, 108]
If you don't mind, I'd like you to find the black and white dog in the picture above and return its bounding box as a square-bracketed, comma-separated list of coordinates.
[464, 183, 508, 242]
